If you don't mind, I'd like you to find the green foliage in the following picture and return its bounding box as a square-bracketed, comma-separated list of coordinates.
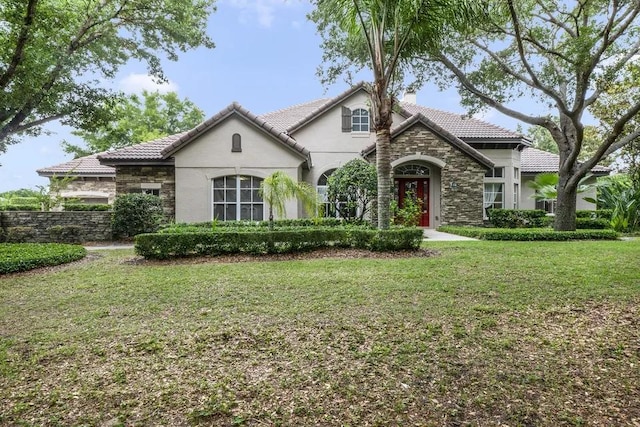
[0, 0, 215, 154]
[47, 225, 84, 243]
[487, 209, 548, 228]
[391, 192, 422, 226]
[62, 203, 110, 211]
[0, 189, 39, 198]
[585, 175, 640, 231]
[259, 171, 320, 229]
[0, 204, 40, 211]
[63, 91, 205, 157]
[160, 218, 359, 233]
[112, 194, 164, 238]
[522, 125, 614, 166]
[0, 243, 86, 274]
[5, 227, 35, 243]
[527, 173, 593, 203]
[327, 159, 377, 222]
[135, 227, 424, 259]
[438, 226, 618, 241]
[35, 174, 76, 211]
[422, 1, 640, 230]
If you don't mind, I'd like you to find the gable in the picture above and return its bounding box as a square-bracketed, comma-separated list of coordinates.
[173, 115, 308, 169]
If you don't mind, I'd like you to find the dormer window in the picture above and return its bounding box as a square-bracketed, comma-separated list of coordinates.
[341, 106, 371, 133]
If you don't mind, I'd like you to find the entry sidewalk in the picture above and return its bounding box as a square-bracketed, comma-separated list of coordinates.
[423, 228, 478, 241]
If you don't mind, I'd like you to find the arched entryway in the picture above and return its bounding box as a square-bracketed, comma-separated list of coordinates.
[393, 162, 431, 227]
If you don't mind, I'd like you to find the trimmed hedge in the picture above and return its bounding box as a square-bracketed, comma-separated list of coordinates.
[438, 226, 619, 241]
[135, 227, 424, 260]
[487, 209, 548, 228]
[0, 204, 40, 211]
[0, 243, 87, 274]
[161, 218, 353, 232]
[63, 203, 111, 211]
[48, 225, 84, 243]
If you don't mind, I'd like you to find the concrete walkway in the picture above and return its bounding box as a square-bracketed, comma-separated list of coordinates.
[423, 228, 478, 241]
[85, 244, 134, 251]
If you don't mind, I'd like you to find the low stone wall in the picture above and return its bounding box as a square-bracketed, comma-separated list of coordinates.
[0, 211, 113, 243]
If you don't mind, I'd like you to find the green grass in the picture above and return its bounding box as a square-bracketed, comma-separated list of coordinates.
[1, 241, 639, 426]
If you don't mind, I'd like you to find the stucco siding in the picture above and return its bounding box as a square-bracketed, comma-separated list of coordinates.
[173, 117, 306, 223]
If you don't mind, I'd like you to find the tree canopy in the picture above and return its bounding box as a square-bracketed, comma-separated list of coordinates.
[0, 0, 215, 158]
[419, 0, 640, 230]
[63, 91, 205, 157]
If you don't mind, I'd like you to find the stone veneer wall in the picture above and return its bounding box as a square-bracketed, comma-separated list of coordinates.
[64, 178, 116, 203]
[1, 211, 113, 242]
[115, 166, 176, 219]
[366, 123, 487, 226]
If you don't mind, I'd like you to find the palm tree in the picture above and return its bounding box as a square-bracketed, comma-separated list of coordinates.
[528, 172, 593, 214]
[259, 171, 319, 229]
[311, 0, 486, 229]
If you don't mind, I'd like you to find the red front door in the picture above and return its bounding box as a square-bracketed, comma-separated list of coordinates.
[395, 178, 430, 227]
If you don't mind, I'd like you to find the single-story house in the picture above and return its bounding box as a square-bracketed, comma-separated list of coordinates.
[36, 154, 116, 204]
[40, 84, 609, 226]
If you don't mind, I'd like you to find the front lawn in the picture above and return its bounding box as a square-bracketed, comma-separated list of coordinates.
[0, 241, 639, 425]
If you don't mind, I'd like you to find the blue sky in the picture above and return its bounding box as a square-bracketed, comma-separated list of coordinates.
[0, 0, 520, 193]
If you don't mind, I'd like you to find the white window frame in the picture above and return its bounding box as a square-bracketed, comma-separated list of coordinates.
[212, 175, 264, 221]
[483, 183, 504, 218]
[351, 108, 370, 133]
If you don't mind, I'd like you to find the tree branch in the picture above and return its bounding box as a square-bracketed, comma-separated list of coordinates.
[0, 0, 39, 90]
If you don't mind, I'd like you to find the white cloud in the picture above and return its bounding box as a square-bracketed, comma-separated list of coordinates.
[226, 0, 299, 29]
[119, 73, 179, 94]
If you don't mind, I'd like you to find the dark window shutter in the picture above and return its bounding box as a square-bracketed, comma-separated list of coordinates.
[341, 106, 352, 132]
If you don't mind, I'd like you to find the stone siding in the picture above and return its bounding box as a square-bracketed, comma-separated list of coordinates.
[367, 124, 487, 226]
[1, 211, 113, 242]
[115, 166, 176, 219]
[63, 178, 116, 203]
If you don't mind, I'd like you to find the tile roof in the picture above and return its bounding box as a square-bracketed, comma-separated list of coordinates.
[521, 147, 610, 174]
[97, 133, 188, 163]
[37, 154, 115, 177]
[362, 113, 495, 169]
[398, 102, 523, 139]
[260, 98, 331, 132]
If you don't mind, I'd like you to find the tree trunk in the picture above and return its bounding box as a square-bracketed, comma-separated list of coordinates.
[376, 127, 392, 229]
[554, 172, 578, 231]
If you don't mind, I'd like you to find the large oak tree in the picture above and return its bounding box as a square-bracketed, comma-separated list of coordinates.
[0, 0, 215, 157]
[420, 0, 640, 230]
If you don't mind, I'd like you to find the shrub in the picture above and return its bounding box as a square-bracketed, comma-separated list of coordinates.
[487, 209, 548, 228]
[327, 159, 377, 222]
[0, 243, 87, 274]
[0, 204, 40, 211]
[63, 203, 111, 211]
[112, 193, 164, 238]
[438, 225, 618, 241]
[135, 227, 423, 260]
[575, 218, 610, 229]
[159, 218, 364, 233]
[5, 226, 35, 243]
[48, 225, 84, 243]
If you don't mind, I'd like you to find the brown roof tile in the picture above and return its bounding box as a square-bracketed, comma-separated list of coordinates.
[37, 154, 115, 177]
[398, 102, 522, 139]
[98, 133, 188, 163]
[521, 147, 610, 174]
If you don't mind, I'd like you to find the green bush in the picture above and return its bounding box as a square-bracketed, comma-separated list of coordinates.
[63, 203, 111, 211]
[487, 209, 548, 228]
[0, 204, 40, 211]
[0, 243, 87, 274]
[576, 210, 613, 220]
[5, 226, 35, 243]
[112, 193, 164, 238]
[438, 225, 618, 241]
[48, 225, 84, 243]
[575, 218, 610, 229]
[160, 219, 371, 234]
[135, 227, 423, 260]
